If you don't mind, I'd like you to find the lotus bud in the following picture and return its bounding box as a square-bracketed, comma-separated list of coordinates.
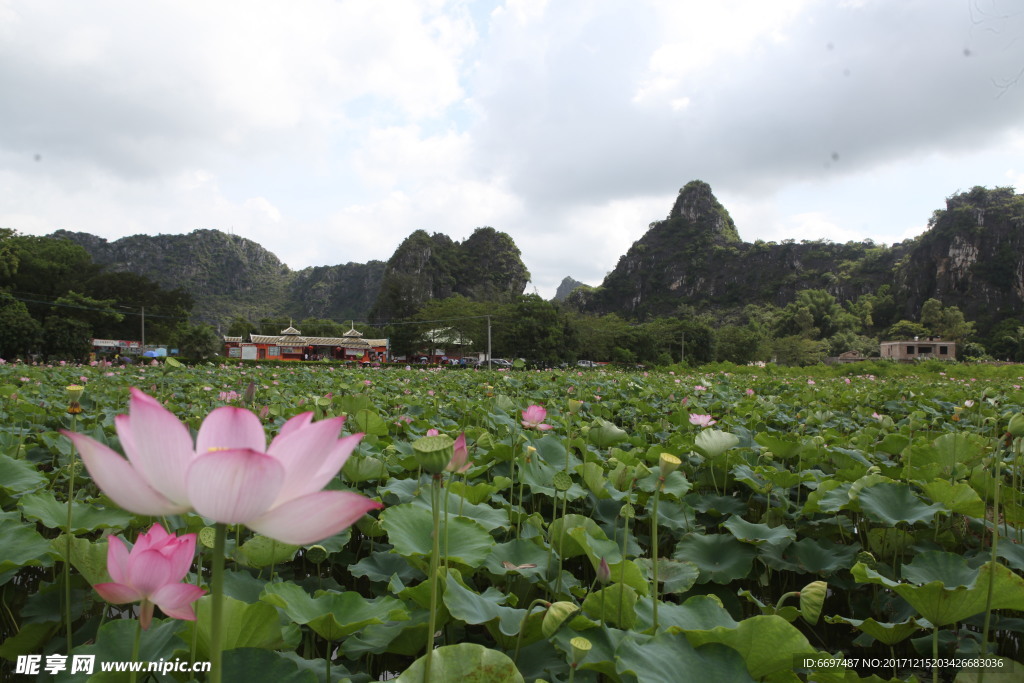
[597, 557, 611, 585]
[243, 380, 257, 405]
[567, 399, 583, 414]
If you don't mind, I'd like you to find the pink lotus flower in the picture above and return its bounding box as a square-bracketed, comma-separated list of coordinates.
[688, 414, 716, 428]
[93, 524, 205, 630]
[447, 433, 470, 473]
[64, 389, 381, 545]
[521, 405, 553, 430]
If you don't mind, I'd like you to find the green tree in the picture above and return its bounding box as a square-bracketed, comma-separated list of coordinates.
[887, 320, 929, 340]
[714, 325, 761, 364]
[226, 316, 257, 338]
[172, 323, 222, 359]
[772, 335, 828, 366]
[0, 292, 42, 359]
[43, 316, 92, 361]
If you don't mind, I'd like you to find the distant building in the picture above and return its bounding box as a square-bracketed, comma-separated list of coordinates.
[880, 337, 955, 362]
[224, 326, 388, 362]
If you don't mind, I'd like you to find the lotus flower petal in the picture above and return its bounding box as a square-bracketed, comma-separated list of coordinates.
[247, 490, 382, 545]
[63, 431, 188, 516]
[120, 389, 195, 505]
[151, 583, 206, 621]
[186, 449, 284, 524]
[125, 549, 175, 597]
[195, 406, 266, 455]
[94, 582, 145, 605]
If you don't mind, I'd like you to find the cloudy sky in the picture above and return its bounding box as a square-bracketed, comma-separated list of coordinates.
[2, 0, 1022, 300]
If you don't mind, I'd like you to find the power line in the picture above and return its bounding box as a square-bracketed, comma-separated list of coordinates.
[4, 291, 183, 319]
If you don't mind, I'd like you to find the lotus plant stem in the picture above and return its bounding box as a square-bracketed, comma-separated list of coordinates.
[513, 599, 550, 664]
[129, 617, 142, 683]
[425, 474, 443, 682]
[443, 474, 452, 569]
[64, 414, 77, 654]
[932, 624, 939, 683]
[651, 489, 661, 632]
[210, 523, 227, 683]
[979, 453, 1002, 683]
[618, 504, 632, 625]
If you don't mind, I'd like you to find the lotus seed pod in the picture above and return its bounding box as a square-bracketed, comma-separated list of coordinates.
[658, 453, 681, 479]
[553, 471, 572, 491]
[305, 545, 328, 564]
[199, 526, 217, 549]
[570, 636, 592, 666]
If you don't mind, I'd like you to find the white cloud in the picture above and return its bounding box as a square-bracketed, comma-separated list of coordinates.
[2, 0, 1023, 310]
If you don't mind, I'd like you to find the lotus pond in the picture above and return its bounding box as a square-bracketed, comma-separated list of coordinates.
[1, 359, 1023, 682]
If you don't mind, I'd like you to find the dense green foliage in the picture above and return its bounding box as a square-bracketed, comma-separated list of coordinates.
[1, 361, 1022, 681]
[0, 231, 194, 360]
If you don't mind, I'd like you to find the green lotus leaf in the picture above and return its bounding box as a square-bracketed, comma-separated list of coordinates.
[260, 581, 408, 641]
[548, 514, 609, 559]
[851, 556, 1024, 626]
[188, 596, 284, 659]
[857, 482, 946, 526]
[758, 537, 858, 575]
[237, 535, 298, 569]
[824, 614, 922, 645]
[875, 432, 910, 456]
[380, 503, 495, 567]
[867, 527, 915, 560]
[754, 433, 803, 459]
[582, 583, 637, 629]
[681, 614, 815, 680]
[673, 534, 755, 584]
[447, 480, 500, 505]
[952, 656, 1022, 682]
[50, 533, 109, 586]
[481, 539, 549, 580]
[636, 594, 738, 632]
[220, 649, 318, 683]
[920, 479, 985, 517]
[352, 409, 389, 436]
[635, 557, 700, 594]
[616, 631, 755, 683]
[722, 515, 796, 548]
[349, 550, 424, 584]
[694, 429, 741, 459]
[63, 618, 184, 678]
[588, 419, 628, 448]
[0, 453, 47, 496]
[442, 572, 525, 637]
[541, 600, 580, 638]
[396, 643, 524, 683]
[342, 454, 389, 482]
[798, 580, 828, 625]
[0, 519, 55, 578]
[20, 490, 134, 533]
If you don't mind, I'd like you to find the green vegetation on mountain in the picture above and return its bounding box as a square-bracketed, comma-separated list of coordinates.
[7, 181, 1023, 365]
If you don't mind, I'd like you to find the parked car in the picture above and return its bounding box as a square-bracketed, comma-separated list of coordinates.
[576, 360, 598, 368]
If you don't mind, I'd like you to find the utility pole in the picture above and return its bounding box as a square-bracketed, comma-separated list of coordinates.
[680, 329, 685, 365]
[141, 306, 146, 351]
[487, 315, 492, 369]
